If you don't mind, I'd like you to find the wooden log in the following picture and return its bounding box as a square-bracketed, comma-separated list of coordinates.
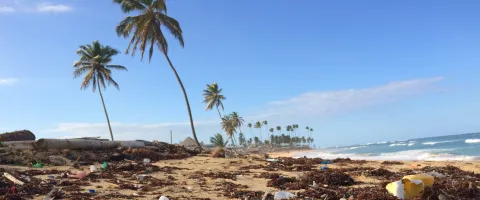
[36, 139, 118, 149]
[0, 130, 35, 141]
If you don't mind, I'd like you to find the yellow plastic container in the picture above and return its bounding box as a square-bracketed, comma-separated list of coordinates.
[386, 174, 435, 199]
[403, 174, 434, 187]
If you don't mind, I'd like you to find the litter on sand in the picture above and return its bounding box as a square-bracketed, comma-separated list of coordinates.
[386, 173, 434, 199]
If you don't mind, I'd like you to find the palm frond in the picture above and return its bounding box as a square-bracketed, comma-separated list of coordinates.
[157, 14, 184, 47]
[106, 65, 128, 71]
[73, 66, 93, 78]
[113, 0, 147, 13]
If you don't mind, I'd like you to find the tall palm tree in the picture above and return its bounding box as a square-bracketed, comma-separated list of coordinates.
[305, 126, 310, 137]
[263, 120, 268, 136]
[276, 126, 281, 135]
[254, 121, 263, 142]
[247, 123, 252, 138]
[221, 115, 236, 147]
[269, 128, 274, 136]
[230, 112, 244, 133]
[114, 0, 202, 151]
[73, 41, 127, 141]
[210, 133, 228, 148]
[202, 82, 226, 119]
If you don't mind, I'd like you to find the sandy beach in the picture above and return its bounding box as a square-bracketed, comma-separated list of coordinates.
[1, 149, 479, 199]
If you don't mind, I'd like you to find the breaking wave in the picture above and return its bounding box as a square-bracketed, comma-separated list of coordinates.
[465, 139, 480, 144]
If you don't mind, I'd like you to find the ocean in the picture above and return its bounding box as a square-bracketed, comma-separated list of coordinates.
[295, 132, 480, 161]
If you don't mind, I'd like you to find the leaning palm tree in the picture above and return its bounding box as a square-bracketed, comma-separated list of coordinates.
[202, 82, 226, 119]
[73, 41, 127, 141]
[114, 0, 202, 150]
[210, 133, 228, 148]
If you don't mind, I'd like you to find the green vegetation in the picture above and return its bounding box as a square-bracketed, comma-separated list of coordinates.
[73, 41, 127, 141]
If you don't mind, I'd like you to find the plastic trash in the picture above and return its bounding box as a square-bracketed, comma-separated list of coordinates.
[159, 196, 169, 200]
[403, 174, 434, 187]
[425, 171, 445, 178]
[88, 189, 96, 193]
[69, 171, 87, 179]
[33, 162, 43, 168]
[143, 158, 151, 164]
[90, 165, 98, 172]
[321, 165, 328, 170]
[266, 158, 280, 162]
[3, 172, 25, 185]
[386, 174, 434, 199]
[136, 174, 147, 182]
[101, 162, 108, 170]
[274, 191, 296, 199]
[48, 175, 54, 179]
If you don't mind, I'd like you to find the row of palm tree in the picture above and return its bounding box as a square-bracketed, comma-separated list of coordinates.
[202, 81, 316, 149]
[73, 0, 203, 150]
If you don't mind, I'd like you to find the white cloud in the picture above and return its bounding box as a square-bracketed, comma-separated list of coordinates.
[36, 3, 72, 13]
[0, 78, 18, 85]
[0, 6, 15, 13]
[262, 77, 444, 118]
[42, 120, 220, 142]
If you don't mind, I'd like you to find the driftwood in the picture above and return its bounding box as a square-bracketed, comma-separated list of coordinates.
[36, 139, 118, 149]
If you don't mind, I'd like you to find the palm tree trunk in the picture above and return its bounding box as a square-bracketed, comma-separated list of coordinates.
[216, 107, 222, 119]
[164, 54, 203, 151]
[97, 80, 114, 141]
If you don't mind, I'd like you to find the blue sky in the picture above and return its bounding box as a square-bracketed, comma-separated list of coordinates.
[1, 0, 480, 146]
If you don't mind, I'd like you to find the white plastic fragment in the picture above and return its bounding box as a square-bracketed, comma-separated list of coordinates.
[159, 196, 169, 200]
[3, 172, 25, 185]
[273, 191, 295, 199]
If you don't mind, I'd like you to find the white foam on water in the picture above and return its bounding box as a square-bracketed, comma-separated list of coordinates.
[422, 140, 458, 145]
[389, 143, 407, 147]
[408, 142, 415, 146]
[465, 139, 480, 144]
[349, 146, 367, 150]
[293, 149, 479, 161]
[376, 141, 388, 144]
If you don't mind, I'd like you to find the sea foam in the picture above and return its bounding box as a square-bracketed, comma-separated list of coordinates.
[465, 139, 480, 144]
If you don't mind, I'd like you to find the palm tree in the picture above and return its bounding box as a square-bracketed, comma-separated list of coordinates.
[114, 0, 202, 151]
[221, 115, 236, 147]
[263, 120, 268, 136]
[73, 41, 127, 142]
[305, 126, 310, 137]
[210, 133, 228, 148]
[238, 132, 246, 147]
[202, 82, 226, 119]
[247, 123, 252, 138]
[230, 112, 244, 134]
[269, 128, 274, 136]
[276, 126, 281, 135]
[254, 121, 263, 142]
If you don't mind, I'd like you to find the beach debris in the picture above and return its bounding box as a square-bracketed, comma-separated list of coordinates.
[159, 196, 169, 200]
[3, 172, 25, 185]
[273, 191, 295, 199]
[321, 165, 328, 170]
[381, 161, 404, 165]
[425, 171, 445, 178]
[386, 174, 434, 199]
[0, 130, 36, 141]
[48, 155, 70, 166]
[211, 147, 226, 158]
[267, 158, 280, 162]
[90, 165, 98, 172]
[69, 170, 87, 179]
[43, 186, 56, 200]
